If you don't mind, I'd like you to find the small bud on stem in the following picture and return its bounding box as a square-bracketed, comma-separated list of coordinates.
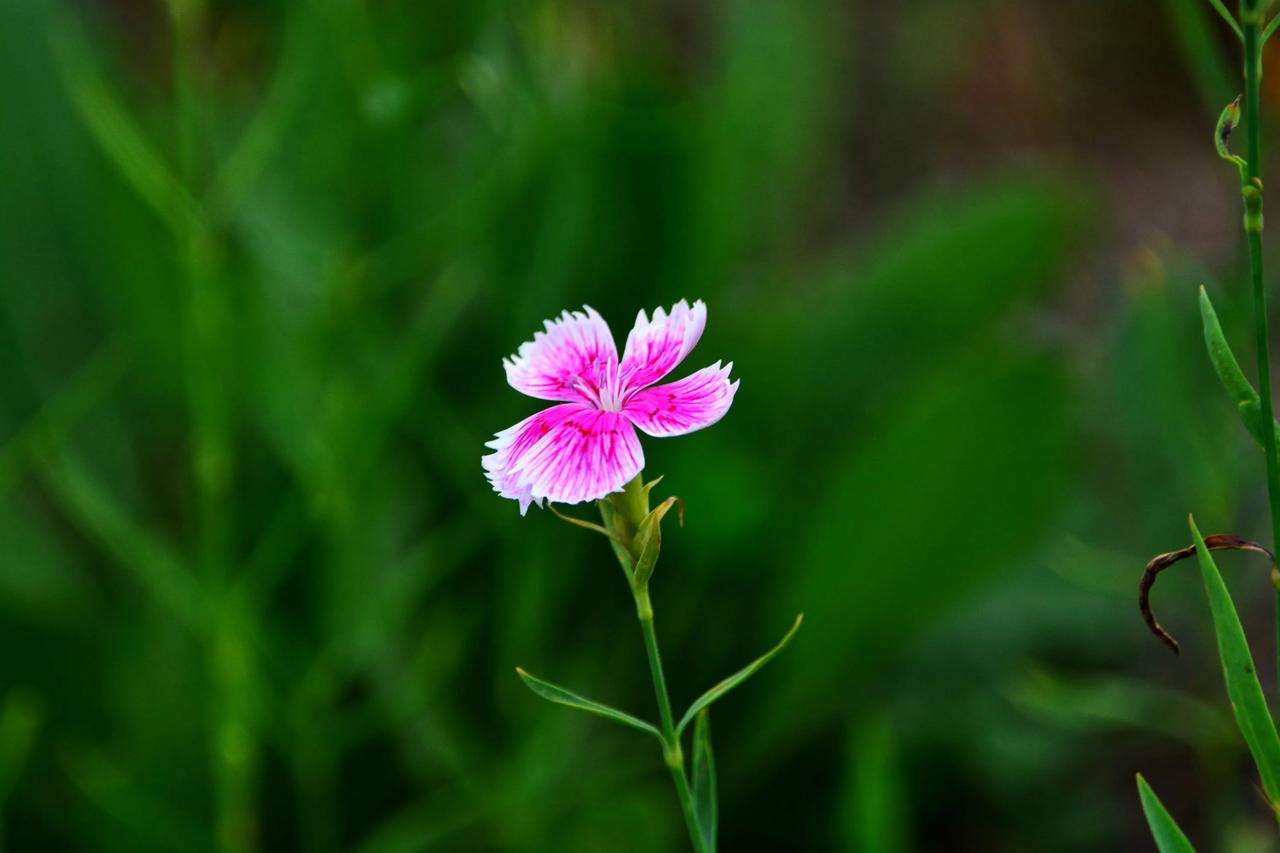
[1217, 95, 1249, 177]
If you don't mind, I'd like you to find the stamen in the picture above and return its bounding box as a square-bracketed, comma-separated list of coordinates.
[596, 360, 627, 411]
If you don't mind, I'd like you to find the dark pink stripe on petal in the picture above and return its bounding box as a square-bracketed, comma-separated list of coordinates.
[619, 299, 706, 392]
[623, 361, 738, 438]
[504, 306, 618, 403]
[482, 403, 592, 514]
[516, 409, 644, 506]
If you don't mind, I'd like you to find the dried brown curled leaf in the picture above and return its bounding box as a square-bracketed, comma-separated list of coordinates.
[1139, 534, 1274, 655]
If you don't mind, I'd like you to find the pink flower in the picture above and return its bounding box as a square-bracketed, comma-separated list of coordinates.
[483, 300, 738, 514]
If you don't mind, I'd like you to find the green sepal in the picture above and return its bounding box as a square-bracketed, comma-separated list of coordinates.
[632, 496, 680, 587]
[599, 474, 654, 578]
[596, 499, 636, 577]
[675, 614, 804, 735]
[515, 667, 662, 742]
[641, 475, 665, 501]
[1199, 286, 1280, 448]
[692, 710, 717, 851]
[1189, 515, 1280, 802]
[1135, 774, 1196, 853]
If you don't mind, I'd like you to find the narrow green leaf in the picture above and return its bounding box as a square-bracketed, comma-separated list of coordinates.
[1199, 286, 1280, 448]
[676, 614, 803, 736]
[692, 710, 717, 851]
[547, 503, 627, 547]
[1136, 774, 1196, 853]
[1189, 515, 1280, 801]
[1265, 11, 1280, 46]
[1200, 286, 1256, 405]
[1207, 0, 1244, 40]
[515, 668, 662, 741]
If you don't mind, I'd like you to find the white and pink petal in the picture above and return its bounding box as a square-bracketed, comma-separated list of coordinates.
[515, 408, 644, 507]
[623, 361, 738, 438]
[503, 307, 618, 403]
[482, 404, 588, 514]
[619, 299, 706, 392]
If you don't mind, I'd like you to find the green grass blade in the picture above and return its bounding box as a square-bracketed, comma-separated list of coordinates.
[676, 614, 803, 736]
[1207, 0, 1243, 39]
[62, 749, 206, 851]
[0, 342, 129, 501]
[0, 691, 42, 807]
[844, 717, 910, 853]
[692, 710, 717, 851]
[1135, 774, 1196, 852]
[1164, 0, 1235, 112]
[40, 451, 208, 634]
[207, 12, 322, 218]
[49, 15, 201, 235]
[1199, 285, 1280, 448]
[515, 668, 662, 741]
[1189, 515, 1280, 801]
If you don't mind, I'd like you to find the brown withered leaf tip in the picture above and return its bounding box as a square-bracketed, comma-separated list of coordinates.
[1139, 534, 1274, 655]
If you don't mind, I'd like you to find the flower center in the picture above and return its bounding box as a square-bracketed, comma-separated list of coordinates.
[570, 362, 628, 412]
[597, 360, 629, 411]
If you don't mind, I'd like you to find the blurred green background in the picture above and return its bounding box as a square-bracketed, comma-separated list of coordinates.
[4, 0, 1280, 849]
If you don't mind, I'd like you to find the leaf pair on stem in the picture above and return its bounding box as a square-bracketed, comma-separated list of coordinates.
[516, 614, 804, 743]
[519, 474, 802, 851]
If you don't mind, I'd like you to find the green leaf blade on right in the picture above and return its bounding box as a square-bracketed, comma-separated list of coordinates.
[1198, 285, 1280, 449]
[675, 614, 803, 736]
[1188, 515, 1280, 803]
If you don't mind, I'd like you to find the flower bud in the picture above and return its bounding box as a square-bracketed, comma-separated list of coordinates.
[632, 496, 681, 587]
[1216, 95, 1248, 174]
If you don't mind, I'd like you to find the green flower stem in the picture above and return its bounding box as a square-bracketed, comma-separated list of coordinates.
[1241, 0, 1280, 678]
[636, 595, 709, 853]
[602, 476, 708, 852]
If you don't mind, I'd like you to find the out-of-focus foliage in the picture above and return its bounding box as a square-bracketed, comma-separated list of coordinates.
[1, 0, 1277, 850]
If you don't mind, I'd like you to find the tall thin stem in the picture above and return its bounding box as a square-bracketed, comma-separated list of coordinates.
[601, 475, 708, 852]
[636, 588, 709, 853]
[1240, 0, 1280, 682]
